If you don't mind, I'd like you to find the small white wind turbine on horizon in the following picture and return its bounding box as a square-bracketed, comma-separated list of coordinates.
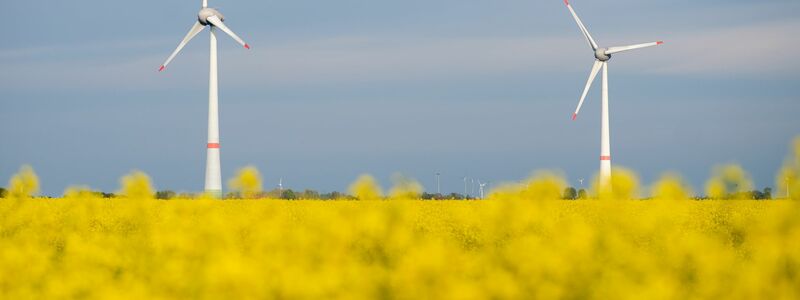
[158, 0, 250, 197]
[564, 0, 662, 189]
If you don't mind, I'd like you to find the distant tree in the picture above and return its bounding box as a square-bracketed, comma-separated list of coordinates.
[421, 192, 445, 200]
[577, 189, 588, 199]
[445, 193, 467, 200]
[300, 189, 320, 199]
[747, 188, 773, 200]
[563, 187, 578, 200]
[321, 191, 345, 200]
[0, 187, 6, 198]
[156, 190, 177, 200]
[261, 189, 281, 199]
[281, 189, 297, 200]
[176, 192, 195, 199]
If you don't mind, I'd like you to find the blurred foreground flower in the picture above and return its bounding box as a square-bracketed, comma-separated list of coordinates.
[349, 174, 383, 200]
[117, 170, 154, 199]
[651, 172, 693, 200]
[389, 174, 423, 200]
[228, 166, 263, 199]
[6, 165, 39, 199]
[776, 136, 800, 200]
[705, 164, 753, 199]
[594, 166, 640, 200]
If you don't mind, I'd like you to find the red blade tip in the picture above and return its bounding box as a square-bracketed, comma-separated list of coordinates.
[244, 44, 250, 49]
[564, 0, 569, 5]
[159, 65, 165, 72]
[572, 113, 577, 120]
[657, 41, 664, 45]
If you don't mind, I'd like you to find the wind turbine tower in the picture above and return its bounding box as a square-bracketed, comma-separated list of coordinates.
[158, 0, 251, 197]
[436, 172, 441, 195]
[463, 177, 468, 197]
[471, 178, 475, 196]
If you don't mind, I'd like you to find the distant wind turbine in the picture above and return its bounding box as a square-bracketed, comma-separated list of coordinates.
[463, 177, 468, 196]
[158, 0, 251, 197]
[471, 178, 475, 196]
[564, 0, 663, 188]
[436, 172, 441, 194]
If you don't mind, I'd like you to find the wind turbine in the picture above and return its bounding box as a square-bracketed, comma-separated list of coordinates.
[435, 172, 441, 195]
[478, 180, 487, 199]
[564, 0, 662, 188]
[158, 0, 250, 197]
[463, 177, 468, 197]
[471, 178, 475, 196]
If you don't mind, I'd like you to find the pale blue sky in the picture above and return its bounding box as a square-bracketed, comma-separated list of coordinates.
[2, 0, 798, 196]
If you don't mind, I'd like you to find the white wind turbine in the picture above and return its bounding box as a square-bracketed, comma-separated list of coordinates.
[564, 0, 662, 189]
[158, 0, 250, 197]
[478, 180, 487, 199]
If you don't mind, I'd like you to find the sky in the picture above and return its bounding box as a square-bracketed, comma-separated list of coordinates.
[1, 0, 799, 196]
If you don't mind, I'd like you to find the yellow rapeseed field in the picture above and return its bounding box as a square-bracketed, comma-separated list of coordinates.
[1, 137, 799, 299]
[1, 196, 799, 299]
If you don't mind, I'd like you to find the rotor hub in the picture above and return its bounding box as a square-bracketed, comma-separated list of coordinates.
[198, 8, 225, 25]
[595, 48, 611, 61]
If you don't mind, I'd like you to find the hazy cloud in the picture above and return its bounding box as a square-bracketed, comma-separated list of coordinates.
[1, 16, 796, 92]
[651, 20, 799, 75]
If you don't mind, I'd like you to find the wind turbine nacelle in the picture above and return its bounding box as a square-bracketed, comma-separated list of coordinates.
[595, 48, 611, 61]
[198, 8, 225, 25]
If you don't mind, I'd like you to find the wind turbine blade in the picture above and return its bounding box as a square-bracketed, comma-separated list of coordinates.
[206, 15, 250, 49]
[605, 41, 663, 55]
[159, 22, 205, 71]
[573, 60, 603, 120]
[564, 0, 598, 51]
[202, 0, 208, 8]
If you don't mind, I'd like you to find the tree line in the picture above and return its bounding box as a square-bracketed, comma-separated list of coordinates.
[560, 187, 774, 200]
[0, 186, 780, 200]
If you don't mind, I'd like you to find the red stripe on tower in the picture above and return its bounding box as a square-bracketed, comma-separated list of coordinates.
[208, 143, 220, 149]
[600, 156, 611, 161]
